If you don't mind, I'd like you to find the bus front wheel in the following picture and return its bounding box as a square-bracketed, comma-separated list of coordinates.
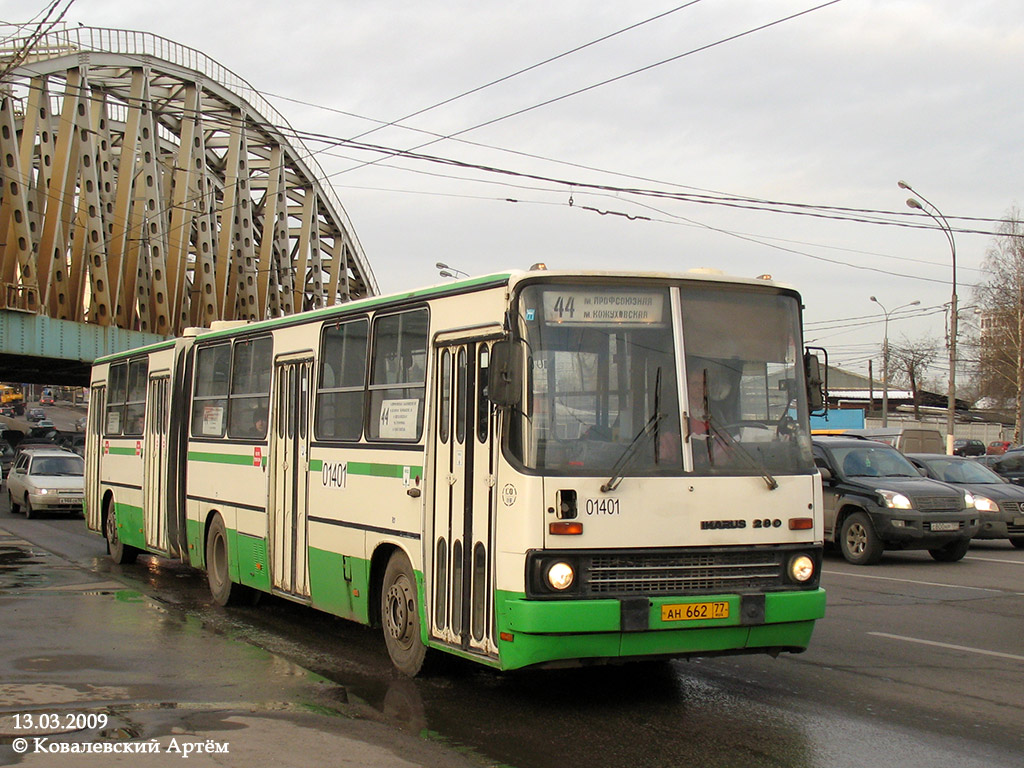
[381, 550, 428, 676]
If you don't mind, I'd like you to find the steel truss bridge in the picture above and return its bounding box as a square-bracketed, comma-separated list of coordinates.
[0, 26, 377, 383]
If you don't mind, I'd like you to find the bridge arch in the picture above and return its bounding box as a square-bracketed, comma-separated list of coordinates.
[0, 26, 377, 339]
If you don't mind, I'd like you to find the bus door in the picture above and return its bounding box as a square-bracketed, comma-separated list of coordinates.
[429, 340, 498, 657]
[85, 385, 106, 532]
[143, 374, 171, 552]
[269, 354, 313, 599]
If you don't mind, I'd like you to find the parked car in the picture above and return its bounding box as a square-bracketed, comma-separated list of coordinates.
[987, 440, 1013, 455]
[906, 454, 1024, 548]
[818, 427, 945, 454]
[972, 454, 1002, 469]
[6, 447, 85, 518]
[25, 408, 46, 423]
[0, 439, 13, 480]
[953, 439, 986, 457]
[813, 436, 978, 565]
[991, 451, 1024, 487]
[56, 432, 86, 457]
[26, 426, 59, 441]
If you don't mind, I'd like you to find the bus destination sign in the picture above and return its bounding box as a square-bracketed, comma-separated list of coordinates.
[541, 290, 665, 326]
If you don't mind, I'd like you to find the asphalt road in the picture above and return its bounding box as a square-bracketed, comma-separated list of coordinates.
[2, 498, 1022, 768]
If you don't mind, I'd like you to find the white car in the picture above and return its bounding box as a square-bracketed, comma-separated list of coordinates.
[6, 448, 84, 518]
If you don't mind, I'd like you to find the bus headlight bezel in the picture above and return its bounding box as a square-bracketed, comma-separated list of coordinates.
[546, 561, 576, 591]
[788, 554, 815, 583]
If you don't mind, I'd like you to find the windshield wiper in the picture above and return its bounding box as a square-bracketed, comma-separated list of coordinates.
[601, 368, 663, 493]
[704, 416, 779, 491]
[601, 411, 664, 493]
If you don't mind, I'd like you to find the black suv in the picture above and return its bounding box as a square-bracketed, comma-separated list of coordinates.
[813, 437, 978, 565]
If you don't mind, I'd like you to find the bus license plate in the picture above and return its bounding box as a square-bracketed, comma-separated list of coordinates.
[931, 522, 959, 532]
[661, 601, 729, 622]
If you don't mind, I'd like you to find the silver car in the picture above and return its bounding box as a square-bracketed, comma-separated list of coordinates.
[6, 447, 84, 518]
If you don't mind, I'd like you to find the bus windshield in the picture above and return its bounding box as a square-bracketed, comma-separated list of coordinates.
[511, 282, 815, 477]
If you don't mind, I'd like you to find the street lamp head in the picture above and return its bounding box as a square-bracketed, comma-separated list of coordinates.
[910, 300, 921, 306]
[897, 180, 912, 191]
[870, 296, 878, 303]
[906, 197, 923, 210]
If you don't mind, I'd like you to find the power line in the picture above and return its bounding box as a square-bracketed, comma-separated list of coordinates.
[342, 1, 707, 144]
[328, 0, 849, 179]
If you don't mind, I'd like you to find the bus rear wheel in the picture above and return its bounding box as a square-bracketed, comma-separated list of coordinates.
[106, 505, 138, 564]
[381, 550, 428, 676]
[206, 514, 252, 606]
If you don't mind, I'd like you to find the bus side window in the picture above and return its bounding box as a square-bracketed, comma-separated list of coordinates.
[316, 318, 368, 441]
[106, 363, 128, 435]
[228, 336, 273, 439]
[368, 308, 428, 441]
[124, 359, 149, 435]
[191, 343, 231, 437]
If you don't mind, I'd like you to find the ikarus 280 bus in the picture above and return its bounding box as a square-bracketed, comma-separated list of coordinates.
[85, 268, 827, 674]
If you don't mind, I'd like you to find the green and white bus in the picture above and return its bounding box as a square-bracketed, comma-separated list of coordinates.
[85, 268, 827, 675]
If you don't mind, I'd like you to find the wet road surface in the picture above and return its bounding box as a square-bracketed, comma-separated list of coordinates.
[2, 506, 1022, 768]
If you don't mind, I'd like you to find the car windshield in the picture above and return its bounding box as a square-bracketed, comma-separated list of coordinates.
[31, 456, 84, 476]
[922, 457, 1005, 484]
[832, 444, 920, 478]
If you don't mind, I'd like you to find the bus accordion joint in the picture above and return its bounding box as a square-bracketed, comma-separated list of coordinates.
[549, 521, 583, 535]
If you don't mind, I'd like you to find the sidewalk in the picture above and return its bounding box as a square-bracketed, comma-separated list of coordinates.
[0, 524, 485, 767]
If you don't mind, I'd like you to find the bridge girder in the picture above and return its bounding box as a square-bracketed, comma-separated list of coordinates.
[0, 27, 378, 339]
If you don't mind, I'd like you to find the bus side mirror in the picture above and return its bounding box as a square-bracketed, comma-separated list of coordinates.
[804, 348, 827, 415]
[489, 340, 522, 407]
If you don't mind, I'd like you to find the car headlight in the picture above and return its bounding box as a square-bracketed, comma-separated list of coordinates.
[973, 494, 999, 513]
[878, 489, 913, 509]
[788, 554, 815, 583]
[546, 561, 575, 591]
[36, 488, 50, 495]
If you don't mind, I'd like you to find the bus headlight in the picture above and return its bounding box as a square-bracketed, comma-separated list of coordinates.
[788, 554, 815, 583]
[546, 561, 575, 591]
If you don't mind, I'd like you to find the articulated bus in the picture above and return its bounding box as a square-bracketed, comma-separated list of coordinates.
[85, 269, 827, 674]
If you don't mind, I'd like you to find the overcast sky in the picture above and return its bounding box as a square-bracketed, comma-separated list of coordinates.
[5, 0, 1023, 383]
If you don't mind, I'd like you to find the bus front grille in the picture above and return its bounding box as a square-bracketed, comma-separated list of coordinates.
[583, 550, 784, 596]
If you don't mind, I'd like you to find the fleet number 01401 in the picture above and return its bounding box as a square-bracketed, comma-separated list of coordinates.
[585, 498, 621, 515]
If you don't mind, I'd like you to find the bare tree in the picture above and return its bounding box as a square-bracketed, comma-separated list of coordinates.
[890, 335, 939, 419]
[973, 208, 1024, 441]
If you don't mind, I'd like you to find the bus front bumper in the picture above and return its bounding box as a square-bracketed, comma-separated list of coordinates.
[494, 589, 826, 671]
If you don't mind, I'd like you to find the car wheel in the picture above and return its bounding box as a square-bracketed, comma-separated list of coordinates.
[840, 511, 883, 565]
[106, 505, 138, 564]
[929, 539, 970, 562]
[381, 550, 429, 676]
[8, 491, 19, 515]
[1009, 537, 1024, 549]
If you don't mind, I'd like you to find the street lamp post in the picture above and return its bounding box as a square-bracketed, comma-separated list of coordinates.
[435, 262, 469, 279]
[870, 296, 921, 427]
[898, 180, 957, 454]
